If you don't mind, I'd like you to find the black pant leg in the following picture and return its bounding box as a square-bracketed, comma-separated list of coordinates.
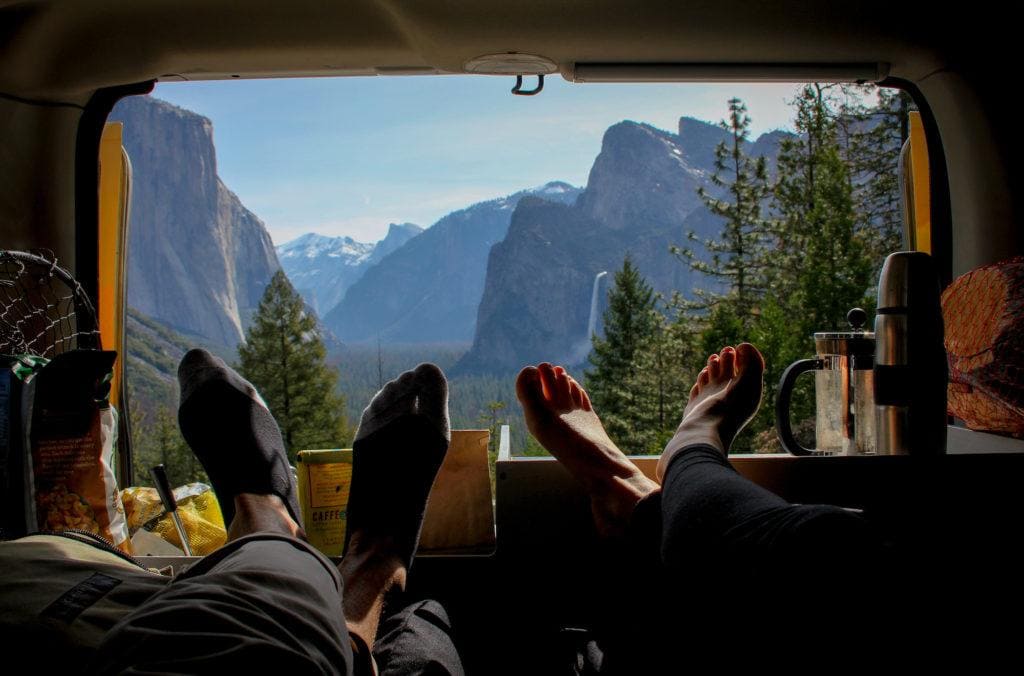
[660, 444, 879, 574]
[87, 535, 356, 675]
[373, 599, 464, 676]
[659, 444, 892, 643]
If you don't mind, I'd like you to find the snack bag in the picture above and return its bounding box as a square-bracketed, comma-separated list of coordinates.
[29, 350, 130, 552]
[121, 483, 227, 555]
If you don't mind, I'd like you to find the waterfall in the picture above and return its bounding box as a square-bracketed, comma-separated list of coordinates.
[586, 271, 608, 342]
[571, 271, 607, 364]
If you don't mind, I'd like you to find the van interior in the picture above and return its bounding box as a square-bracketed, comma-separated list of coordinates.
[2, 1, 1023, 669]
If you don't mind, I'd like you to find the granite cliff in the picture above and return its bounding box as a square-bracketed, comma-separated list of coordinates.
[325, 182, 581, 344]
[110, 95, 280, 350]
[456, 117, 787, 374]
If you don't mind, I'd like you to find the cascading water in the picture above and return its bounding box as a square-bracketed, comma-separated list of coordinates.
[571, 271, 607, 364]
[586, 271, 608, 342]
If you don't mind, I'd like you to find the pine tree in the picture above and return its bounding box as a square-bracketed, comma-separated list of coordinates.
[132, 404, 208, 487]
[238, 270, 350, 461]
[673, 97, 773, 330]
[838, 86, 912, 262]
[619, 312, 700, 453]
[772, 84, 875, 332]
[736, 83, 879, 450]
[584, 256, 660, 449]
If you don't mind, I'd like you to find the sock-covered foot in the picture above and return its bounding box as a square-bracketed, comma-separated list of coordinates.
[343, 363, 450, 570]
[656, 343, 765, 482]
[177, 348, 301, 529]
[516, 363, 658, 538]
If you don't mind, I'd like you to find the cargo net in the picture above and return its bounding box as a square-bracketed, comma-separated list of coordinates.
[943, 255, 1024, 437]
[0, 250, 99, 358]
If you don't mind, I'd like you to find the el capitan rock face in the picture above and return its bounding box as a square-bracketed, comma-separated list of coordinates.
[456, 118, 787, 374]
[110, 95, 280, 350]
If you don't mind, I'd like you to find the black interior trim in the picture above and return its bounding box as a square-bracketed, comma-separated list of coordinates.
[74, 80, 154, 307]
[73, 79, 154, 487]
[572, 61, 890, 83]
[880, 76, 954, 287]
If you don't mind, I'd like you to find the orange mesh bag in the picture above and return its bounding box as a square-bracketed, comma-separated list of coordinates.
[942, 255, 1024, 437]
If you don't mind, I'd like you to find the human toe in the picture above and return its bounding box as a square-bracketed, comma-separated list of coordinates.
[538, 362, 559, 401]
[516, 366, 542, 403]
[719, 346, 736, 379]
[568, 377, 585, 408]
[707, 354, 721, 379]
[735, 343, 765, 376]
[551, 366, 573, 407]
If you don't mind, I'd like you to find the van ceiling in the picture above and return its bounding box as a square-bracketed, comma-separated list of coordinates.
[0, 0, 975, 100]
[0, 1, 1018, 277]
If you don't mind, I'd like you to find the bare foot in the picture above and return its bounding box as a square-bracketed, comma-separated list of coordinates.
[516, 363, 659, 538]
[656, 343, 765, 482]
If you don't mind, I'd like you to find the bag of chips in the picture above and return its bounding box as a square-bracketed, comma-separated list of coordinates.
[28, 350, 130, 552]
[121, 483, 227, 556]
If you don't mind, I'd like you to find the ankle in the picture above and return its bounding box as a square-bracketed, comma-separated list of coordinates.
[344, 531, 407, 571]
[229, 494, 305, 541]
[657, 421, 726, 483]
[674, 415, 727, 453]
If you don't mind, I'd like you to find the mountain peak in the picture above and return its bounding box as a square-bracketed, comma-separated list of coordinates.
[530, 181, 578, 197]
[676, 116, 732, 171]
[602, 120, 672, 146]
[384, 222, 424, 239]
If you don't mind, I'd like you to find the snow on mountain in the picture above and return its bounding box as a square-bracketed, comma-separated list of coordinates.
[277, 223, 422, 316]
[278, 233, 374, 265]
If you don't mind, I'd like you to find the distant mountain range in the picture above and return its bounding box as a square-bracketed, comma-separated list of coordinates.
[323, 182, 581, 344]
[115, 94, 792, 379]
[277, 223, 423, 316]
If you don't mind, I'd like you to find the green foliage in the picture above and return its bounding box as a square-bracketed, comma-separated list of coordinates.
[655, 85, 906, 452]
[617, 312, 700, 453]
[772, 84, 876, 332]
[744, 296, 813, 451]
[130, 398, 208, 487]
[478, 400, 508, 495]
[238, 270, 351, 461]
[834, 85, 911, 260]
[584, 256, 661, 449]
[124, 308, 217, 487]
[675, 97, 774, 328]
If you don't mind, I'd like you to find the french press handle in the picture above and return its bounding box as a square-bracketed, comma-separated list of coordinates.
[775, 358, 824, 456]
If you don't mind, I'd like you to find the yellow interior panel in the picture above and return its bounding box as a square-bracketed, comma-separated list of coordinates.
[98, 122, 131, 406]
[909, 110, 932, 253]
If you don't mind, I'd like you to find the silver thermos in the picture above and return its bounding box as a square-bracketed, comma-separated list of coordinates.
[874, 252, 948, 455]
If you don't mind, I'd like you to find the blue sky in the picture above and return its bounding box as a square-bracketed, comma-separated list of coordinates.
[153, 76, 804, 245]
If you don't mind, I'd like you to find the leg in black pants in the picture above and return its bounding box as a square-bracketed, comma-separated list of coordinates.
[517, 344, 885, 671]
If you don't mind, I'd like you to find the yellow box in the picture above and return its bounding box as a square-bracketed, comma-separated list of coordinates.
[296, 449, 353, 556]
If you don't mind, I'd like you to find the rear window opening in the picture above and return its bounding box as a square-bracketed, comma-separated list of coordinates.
[103, 76, 939, 489]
